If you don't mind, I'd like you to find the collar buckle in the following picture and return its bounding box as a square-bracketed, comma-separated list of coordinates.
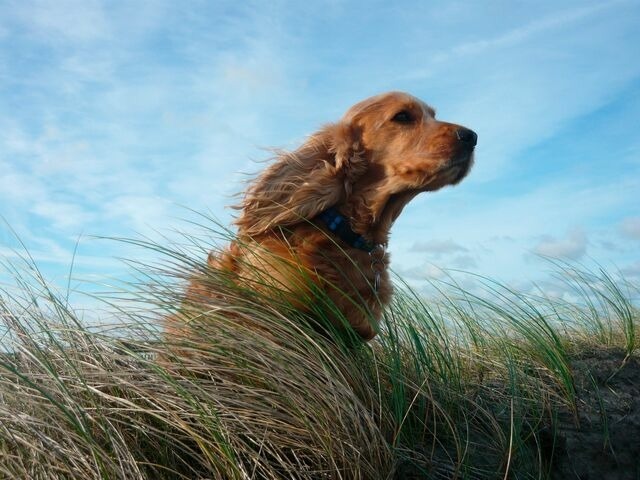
[317, 207, 375, 252]
[317, 208, 387, 291]
[369, 243, 386, 292]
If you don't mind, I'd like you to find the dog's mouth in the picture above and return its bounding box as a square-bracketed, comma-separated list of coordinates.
[363, 145, 475, 236]
[448, 151, 475, 185]
[380, 150, 474, 226]
[419, 150, 474, 192]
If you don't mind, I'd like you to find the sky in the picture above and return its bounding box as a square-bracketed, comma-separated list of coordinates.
[1, 0, 639, 318]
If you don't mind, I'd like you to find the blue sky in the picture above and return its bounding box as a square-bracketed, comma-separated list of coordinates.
[1, 0, 639, 315]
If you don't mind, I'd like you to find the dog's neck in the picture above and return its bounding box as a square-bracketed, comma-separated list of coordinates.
[339, 189, 421, 246]
[315, 206, 388, 293]
[316, 207, 378, 252]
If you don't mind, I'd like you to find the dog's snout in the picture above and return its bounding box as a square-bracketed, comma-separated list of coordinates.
[455, 127, 477, 147]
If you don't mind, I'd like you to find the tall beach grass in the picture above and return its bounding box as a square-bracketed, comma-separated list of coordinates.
[0, 225, 637, 479]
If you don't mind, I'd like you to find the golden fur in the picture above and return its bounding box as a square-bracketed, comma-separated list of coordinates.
[169, 92, 476, 341]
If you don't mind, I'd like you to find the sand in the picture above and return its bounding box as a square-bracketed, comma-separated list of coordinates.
[550, 349, 640, 479]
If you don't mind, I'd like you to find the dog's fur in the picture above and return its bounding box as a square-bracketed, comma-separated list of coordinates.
[168, 92, 475, 341]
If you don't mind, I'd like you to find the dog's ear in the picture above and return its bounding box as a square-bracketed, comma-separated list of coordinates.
[236, 122, 367, 237]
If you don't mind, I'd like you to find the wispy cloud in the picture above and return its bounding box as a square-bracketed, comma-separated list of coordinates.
[10, 0, 111, 43]
[533, 229, 588, 260]
[31, 201, 95, 230]
[620, 217, 640, 241]
[430, 0, 629, 64]
[621, 261, 640, 279]
[102, 195, 174, 235]
[411, 239, 468, 257]
[449, 255, 478, 270]
[394, 263, 448, 282]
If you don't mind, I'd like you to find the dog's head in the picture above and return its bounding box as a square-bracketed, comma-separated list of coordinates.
[237, 91, 476, 237]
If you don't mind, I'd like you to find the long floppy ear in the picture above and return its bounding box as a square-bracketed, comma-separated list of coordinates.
[235, 122, 367, 237]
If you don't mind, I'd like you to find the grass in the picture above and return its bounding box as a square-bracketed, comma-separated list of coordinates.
[0, 227, 638, 479]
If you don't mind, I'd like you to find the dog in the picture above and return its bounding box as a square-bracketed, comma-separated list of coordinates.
[169, 92, 476, 342]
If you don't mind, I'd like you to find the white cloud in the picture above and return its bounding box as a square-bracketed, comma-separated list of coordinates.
[620, 217, 640, 240]
[0, 170, 46, 203]
[31, 201, 95, 230]
[449, 255, 478, 270]
[10, 0, 111, 43]
[533, 229, 587, 260]
[389, 169, 639, 286]
[394, 172, 636, 249]
[621, 261, 640, 279]
[0, 240, 106, 270]
[430, 1, 627, 63]
[597, 239, 625, 253]
[102, 195, 173, 235]
[395, 263, 448, 281]
[411, 239, 468, 257]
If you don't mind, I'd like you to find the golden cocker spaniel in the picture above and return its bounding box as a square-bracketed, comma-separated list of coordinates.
[172, 92, 476, 341]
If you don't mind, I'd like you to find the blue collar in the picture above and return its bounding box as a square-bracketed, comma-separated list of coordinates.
[316, 207, 375, 252]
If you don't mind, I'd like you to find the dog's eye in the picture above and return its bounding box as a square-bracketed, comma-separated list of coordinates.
[391, 110, 415, 124]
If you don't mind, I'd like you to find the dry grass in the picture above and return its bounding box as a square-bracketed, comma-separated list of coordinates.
[0, 227, 638, 479]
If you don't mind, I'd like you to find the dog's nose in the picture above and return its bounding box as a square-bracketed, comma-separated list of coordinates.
[456, 127, 477, 147]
